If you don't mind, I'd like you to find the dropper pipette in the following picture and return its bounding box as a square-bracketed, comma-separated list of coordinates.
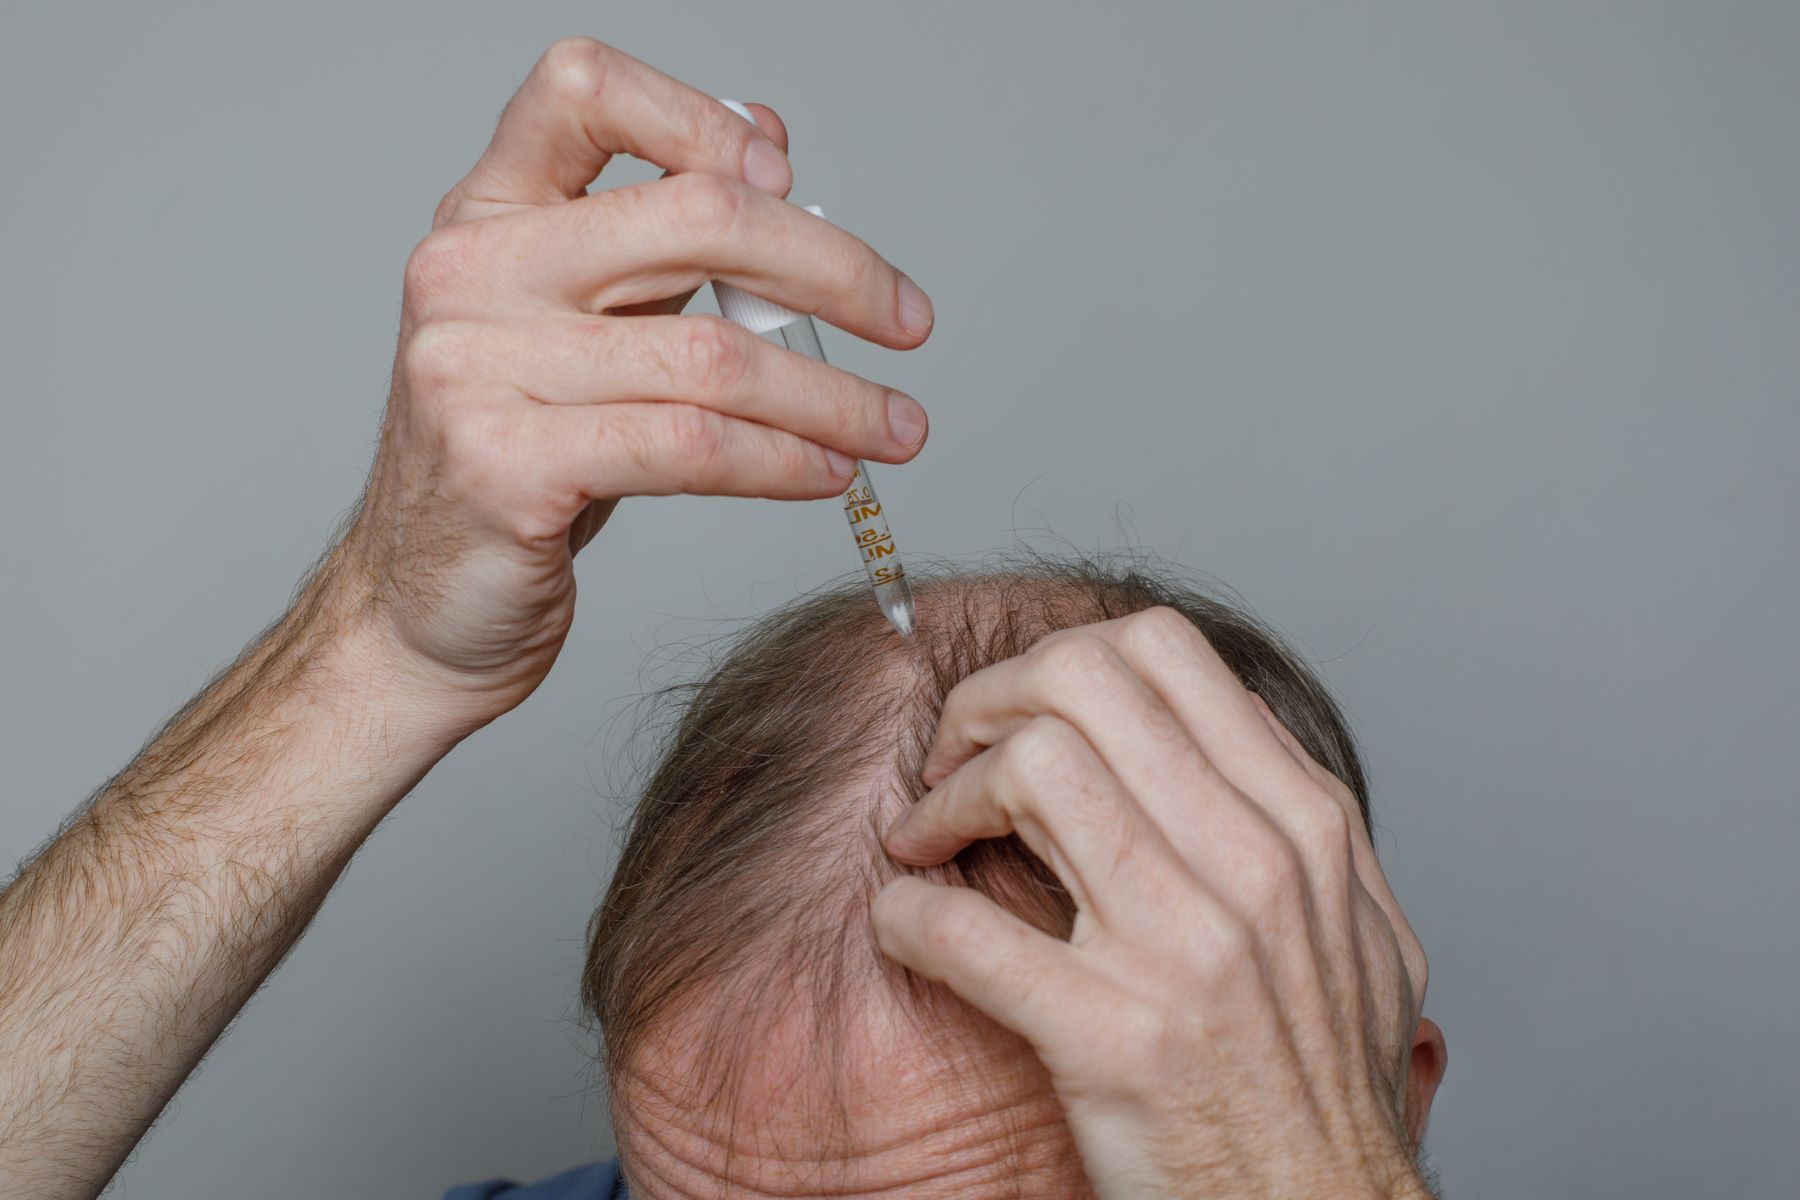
[712, 207, 918, 639]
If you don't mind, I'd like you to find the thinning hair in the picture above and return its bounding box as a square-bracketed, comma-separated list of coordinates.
[582, 555, 1370, 1175]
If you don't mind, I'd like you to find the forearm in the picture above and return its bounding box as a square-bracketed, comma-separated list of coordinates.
[0, 552, 460, 1199]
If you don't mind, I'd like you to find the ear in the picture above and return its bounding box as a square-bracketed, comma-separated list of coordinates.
[1403, 1017, 1448, 1149]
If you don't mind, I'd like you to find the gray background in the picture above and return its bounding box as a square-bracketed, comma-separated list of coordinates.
[3, 2, 1796, 1196]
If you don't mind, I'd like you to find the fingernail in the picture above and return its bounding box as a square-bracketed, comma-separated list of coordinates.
[885, 391, 928, 450]
[743, 137, 790, 195]
[718, 98, 757, 126]
[824, 447, 857, 478]
[896, 276, 934, 337]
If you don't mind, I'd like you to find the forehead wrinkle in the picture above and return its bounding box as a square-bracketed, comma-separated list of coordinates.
[615, 958, 1085, 1200]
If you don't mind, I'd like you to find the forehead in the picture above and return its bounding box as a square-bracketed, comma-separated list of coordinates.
[613, 974, 1087, 1198]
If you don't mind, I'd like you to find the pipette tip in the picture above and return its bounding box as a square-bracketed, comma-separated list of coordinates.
[878, 581, 917, 640]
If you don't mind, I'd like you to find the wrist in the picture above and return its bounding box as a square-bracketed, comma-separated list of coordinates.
[319, 517, 565, 743]
[107, 561, 475, 846]
[299, 539, 526, 752]
[255, 590, 473, 824]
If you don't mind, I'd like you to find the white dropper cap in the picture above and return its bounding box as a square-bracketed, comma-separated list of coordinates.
[711, 99, 823, 333]
[711, 203, 825, 333]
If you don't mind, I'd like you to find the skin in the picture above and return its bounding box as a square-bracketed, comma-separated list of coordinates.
[603, 595, 1448, 1199]
[614, 977, 1091, 1198]
[0, 36, 1444, 1200]
[874, 609, 1449, 1198]
[0, 38, 927, 1199]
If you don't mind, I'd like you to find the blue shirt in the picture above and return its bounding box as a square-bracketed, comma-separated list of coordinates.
[446, 1160, 625, 1200]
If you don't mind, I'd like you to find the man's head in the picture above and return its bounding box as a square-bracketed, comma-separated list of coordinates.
[584, 559, 1376, 1198]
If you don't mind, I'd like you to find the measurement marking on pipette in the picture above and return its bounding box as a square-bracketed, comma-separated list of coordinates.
[711, 266, 918, 638]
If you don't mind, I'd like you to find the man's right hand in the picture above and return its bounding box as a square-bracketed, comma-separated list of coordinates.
[337, 36, 934, 733]
[0, 41, 933, 1199]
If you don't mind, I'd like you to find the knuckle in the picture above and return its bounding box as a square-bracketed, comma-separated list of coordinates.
[1034, 632, 1121, 691]
[1111, 997, 1172, 1069]
[835, 241, 877, 299]
[439, 405, 511, 486]
[680, 316, 753, 400]
[666, 171, 744, 242]
[663, 88, 721, 158]
[1408, 941, 1431, 995]
[814, 372, 876, 444]
[1003, 717, 1082, 791]
[538, 36, 610, 103]
[788, 440, 835, 492]
[662, 404, 727, 484]
[1120, 605, 1200, 656]
[1294, 793, 1354, 860]
[1199, 909, 1257, 972]
[430, 185, 465, 231]
[1000, 719, 1134, 847]
[401, 320, 482, 393]
[1333, 775, 1363, 816]
[614, 414, 658, 482]
[1238, 827, 1306, 908]
[402, 224, 482, 309]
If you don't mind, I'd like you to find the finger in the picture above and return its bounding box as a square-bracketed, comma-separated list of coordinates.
[453, 38, 791, 213]
[1250, 694, 1430, 996]
[449, 314, 925, 462]
[1248, 691, 1348, 801]
[1083, 614, 1429, 1018]
[1352, 876, 1426, 1020]
[739, 103, 789, 155]
[1097, 609, 1359, 835]
[606, 103, 792, 320]
[919, 625, 1371, 959]
[513, 176, 933, 348]
[1248, 689, 1358, 846]
[917, 633, 1299, 881]
[530, 400, 855, 502]
[1090, 612, 1422, 990]
[920, 634, 1225, 812]
[883, 715, 1193, 929]
[993, 610, 1365, 905]
[871, 875, 1109, 1051]
[919, 634, 1154, 787]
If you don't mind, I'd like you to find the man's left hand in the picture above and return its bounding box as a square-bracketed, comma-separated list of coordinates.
[874, 606, 1447, 1200]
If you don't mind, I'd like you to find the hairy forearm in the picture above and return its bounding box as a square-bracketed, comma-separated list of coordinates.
[0, 553, 459, 1199]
